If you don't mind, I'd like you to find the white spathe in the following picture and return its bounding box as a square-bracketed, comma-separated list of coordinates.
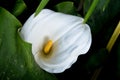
[20, 9, 92, 73]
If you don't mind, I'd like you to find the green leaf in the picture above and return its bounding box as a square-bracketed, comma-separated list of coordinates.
[0, 0, 26, 17]
[0, 7, 57, 80]
[54, 1, 77, 15]
[12, 0, 27, 17]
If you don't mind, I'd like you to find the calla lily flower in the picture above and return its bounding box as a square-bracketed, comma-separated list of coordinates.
[20, 9, 92, 73]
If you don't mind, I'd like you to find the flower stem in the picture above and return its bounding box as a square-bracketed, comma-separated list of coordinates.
[35, 0, 49, 17]
[91, 21, 120, 80]
[106, 21, 120, 52]
[83, 0, 99, 23]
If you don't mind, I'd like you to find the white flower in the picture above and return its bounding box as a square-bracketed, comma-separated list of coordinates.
[20, 9, 92, 73]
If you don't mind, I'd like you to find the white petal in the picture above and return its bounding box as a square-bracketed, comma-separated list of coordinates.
[34, 24, 91, 73]
[20, 9, 54, 41]
[20, 9, 92, 73]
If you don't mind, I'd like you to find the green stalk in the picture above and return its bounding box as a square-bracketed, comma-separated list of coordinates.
[106, 21, 120, 52]
[91, 21, 120, 80]
[83, 0, 99, 23]
[35, 0, 49, 17]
